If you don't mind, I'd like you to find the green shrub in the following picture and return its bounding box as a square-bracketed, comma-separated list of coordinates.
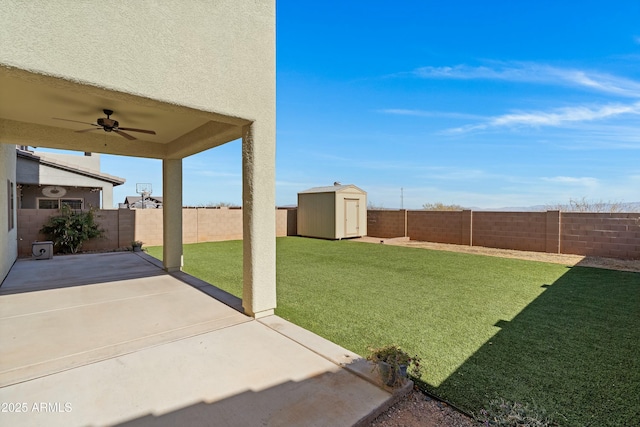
[40, 205, 103, 254]
[478, 399, 556, 427]
[367, 344, 423, 387]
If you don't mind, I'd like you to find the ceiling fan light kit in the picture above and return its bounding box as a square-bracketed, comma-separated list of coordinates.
[53, 109, 157, 140]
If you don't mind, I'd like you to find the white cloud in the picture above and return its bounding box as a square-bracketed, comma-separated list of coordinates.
[410, 62, 640, 98]
[541, 176, 599, 187]
[445, 101, 640, 133]
[379, 109, 484, 120]
[413, 64, 526, 80]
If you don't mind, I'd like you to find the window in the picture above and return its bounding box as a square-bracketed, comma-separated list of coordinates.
[38, 199, 59, 209]
[61, 199, 83, 210]
[37, 198, 84, 210]
[7, 180, 14, 231]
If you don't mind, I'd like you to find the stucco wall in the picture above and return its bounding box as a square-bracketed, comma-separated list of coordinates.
[16, 155, 114, 208]
[35, 151, 101, 171]
[0, 0, 275, 124]
[0, 143, 18, 282]
[2, 0, 277, 316]
[18, 186, 101, 210]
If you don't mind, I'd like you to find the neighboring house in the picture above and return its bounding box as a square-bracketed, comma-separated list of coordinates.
[121, 195, 163, 209]
[16, 147, 125, 210]
[0, 1, 276, 317]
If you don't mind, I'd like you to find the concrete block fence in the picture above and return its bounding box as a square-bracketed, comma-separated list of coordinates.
[18, 207, 639, 259]
[368, 209, 640, 259]
[17, 207, 294, 257]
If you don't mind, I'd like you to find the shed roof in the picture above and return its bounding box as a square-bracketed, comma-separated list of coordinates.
[299, 184, 366, 194]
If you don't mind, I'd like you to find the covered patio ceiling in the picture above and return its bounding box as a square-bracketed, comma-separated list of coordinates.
[0, 67, 250, 159]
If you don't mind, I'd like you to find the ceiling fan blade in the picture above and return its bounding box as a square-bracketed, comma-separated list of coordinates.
[114, 130, 136, 140]
[76, 128, 101, 133]
[118, 127, 156, 135]
[53, 117, 98, 126]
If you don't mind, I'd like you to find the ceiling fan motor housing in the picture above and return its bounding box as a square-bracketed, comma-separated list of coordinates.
[97, 117, 119, 130]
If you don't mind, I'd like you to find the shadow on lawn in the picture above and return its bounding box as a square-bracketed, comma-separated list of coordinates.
[429, 266, 640, 427]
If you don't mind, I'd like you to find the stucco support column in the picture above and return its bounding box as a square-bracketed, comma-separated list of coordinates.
[162, 159, 183, 272]
[242, 122, 276, 318]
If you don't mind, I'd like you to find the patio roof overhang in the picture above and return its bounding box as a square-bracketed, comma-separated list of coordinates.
[0, 66, 251, 160]
[1, 64, 277, 318]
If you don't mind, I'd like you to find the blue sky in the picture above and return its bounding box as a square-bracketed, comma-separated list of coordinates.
[91, 2, 640, 208]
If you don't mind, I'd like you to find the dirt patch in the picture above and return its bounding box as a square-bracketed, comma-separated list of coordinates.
[368, 389, 479, 427]
[353, 236, 640, 273]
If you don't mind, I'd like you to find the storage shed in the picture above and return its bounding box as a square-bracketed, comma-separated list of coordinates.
[297, 184, 367, 239]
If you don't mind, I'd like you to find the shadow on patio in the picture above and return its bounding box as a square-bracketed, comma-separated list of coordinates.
[0, 252, 402, 426]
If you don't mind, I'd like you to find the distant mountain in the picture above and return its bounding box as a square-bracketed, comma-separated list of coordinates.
[468, 202, 640, 212]
[468, 205, 546, 212]
[624, 202, 640, 212]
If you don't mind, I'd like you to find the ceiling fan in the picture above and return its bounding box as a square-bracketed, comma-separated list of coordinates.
[53, 109, 157, 140]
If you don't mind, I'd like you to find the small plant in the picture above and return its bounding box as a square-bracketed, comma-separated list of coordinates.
[40, 205, 103, 254]
[367, 344, 422, 386]
[478, 399, 555, 427]
[131, 240, 144, 251]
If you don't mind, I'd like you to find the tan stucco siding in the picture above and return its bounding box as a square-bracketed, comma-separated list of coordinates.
[1, 1, 277, 316]
[36, 152, 101, 171]
[0, 0, 275, 122]
[0, 143, 17, 282]
[16, 158, 114, 188]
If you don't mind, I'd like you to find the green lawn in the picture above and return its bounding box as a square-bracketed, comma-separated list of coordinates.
[147, 237, 640, 426]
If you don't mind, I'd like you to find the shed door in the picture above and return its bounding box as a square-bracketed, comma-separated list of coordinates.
[344, 198, 360, 237]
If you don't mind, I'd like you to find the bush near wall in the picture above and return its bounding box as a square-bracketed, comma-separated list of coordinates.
[17, 207, 293, 257]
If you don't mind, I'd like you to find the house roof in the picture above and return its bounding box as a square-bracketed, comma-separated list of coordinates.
[124, 196, 163, 204]
[17, 149, 125, 186]
[299, 184, 366, 194]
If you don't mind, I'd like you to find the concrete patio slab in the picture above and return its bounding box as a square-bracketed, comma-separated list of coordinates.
[0, 275, 250, 387]
[0, 252, 165, 294]
[0, 321, 392, 426]
[0, 252, 403, 426]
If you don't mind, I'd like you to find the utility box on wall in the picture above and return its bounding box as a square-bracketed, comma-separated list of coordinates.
[297, 184, 367, 240]
[31, 241, 53, 260]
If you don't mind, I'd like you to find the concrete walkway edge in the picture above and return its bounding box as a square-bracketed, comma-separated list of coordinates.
[258, 315, 413, 426]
